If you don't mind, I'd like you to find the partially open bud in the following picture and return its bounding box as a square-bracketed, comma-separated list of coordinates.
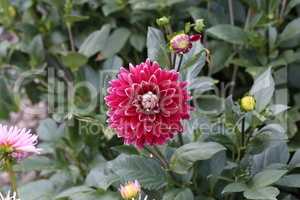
[189, 34, 202, 42]
[170, 33, 192, 54]
[194, 19, 205, 33]
[119, 180, 141, 200]
[241, 96, 256, 112]
[156, 16, 170, 27]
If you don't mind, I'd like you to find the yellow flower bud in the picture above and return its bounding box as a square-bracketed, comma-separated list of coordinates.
[119, 180, 141, 200]
[8, 6, 16, 18]
[241, 96, 256, 112]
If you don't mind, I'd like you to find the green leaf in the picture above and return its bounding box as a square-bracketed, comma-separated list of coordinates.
[184, 42, 206, 81]
[85, 163, 119, 190]
[276, 174, 300, 188]
[194, 95, 224, 115]
[27, 35, 45, 66]
[222, 182, 248, 193]
[65, 191, 120, 200]
[244, 187, 280, 200]
[252, 143, 290, 174]
[289, 149, 300, 167]
[206, 24, 248, 45]
[147, 27, 170, 67]
[102, 28, 131, 58]
[249, 124, 288, 154]
[102, 0, 125, 16]
[285, 0, 300, 15]
[279, 18, 300, 44]
[37, 118, 65, 142]
[61, 52, 88, 71]
[79, 24, 111, 57]
[111, 145, 139, 155]
[19, 180, 55, 200]
[170, 142, 226, 174]
[102, 55, 123, 69]
[250, 68, 275, 112]
[129, 0, 184, 10]
[0, 77, 15, 119]
[269, 104, 289, 115]
[210, 43, 233, 74]
[108, 155, 167, 190]
[252, 169, 288, 188]
[55, 186, 94, 199]
[163, 188, 194, 200]
[188, 77, 215, 91]
[130, 33, 145, 52]
[129, 0, 160, 10]
[15, 156, 55, 172]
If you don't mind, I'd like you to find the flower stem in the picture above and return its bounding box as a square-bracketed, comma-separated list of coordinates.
[178, 133, 184, 146]
[172, 54, 177, 68]
[241, 117, 246, 147]
[174, 54, 184, 146]
[67, 24, 75, 51]
[175, 54, 183, 72]
[5, 159, 19, 198]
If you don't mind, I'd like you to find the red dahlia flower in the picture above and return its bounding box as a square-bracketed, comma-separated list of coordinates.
[105, 59, 191, 148]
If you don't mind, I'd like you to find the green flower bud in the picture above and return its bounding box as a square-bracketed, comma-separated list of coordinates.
[156, 16, 170, 27]
[194, 19, 205, 33]
[185, 22, 191, 33]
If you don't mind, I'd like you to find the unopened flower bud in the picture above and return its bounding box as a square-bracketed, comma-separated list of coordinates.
[194, 19, 205, 33]
[156, 16, 170, 27]
[8, 6, 16, 18]
[241, 96, 256, 112]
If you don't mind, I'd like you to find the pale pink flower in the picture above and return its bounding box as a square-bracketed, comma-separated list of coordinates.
[0, 124, 41, 160]
[119, 180, 141, 200]
[105, 59, 191, 148]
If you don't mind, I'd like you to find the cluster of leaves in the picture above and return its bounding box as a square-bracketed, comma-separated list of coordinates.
[0, 0, 300, 200]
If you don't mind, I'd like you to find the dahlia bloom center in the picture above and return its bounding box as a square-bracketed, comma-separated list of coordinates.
[177, 39, 190, 49]
[0, 144, 13, 154]
[141, 91, 159, 113]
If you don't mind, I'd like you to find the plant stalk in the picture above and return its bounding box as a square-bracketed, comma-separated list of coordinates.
[175, 54, 183, 72]
[67, 24, 75, 52]
[5, 159, 19, 198]
[172, 54, 177, 68]
[241, 117, 246, 147]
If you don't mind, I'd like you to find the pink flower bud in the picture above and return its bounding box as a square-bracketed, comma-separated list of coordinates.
[170, 33, 192, 54]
